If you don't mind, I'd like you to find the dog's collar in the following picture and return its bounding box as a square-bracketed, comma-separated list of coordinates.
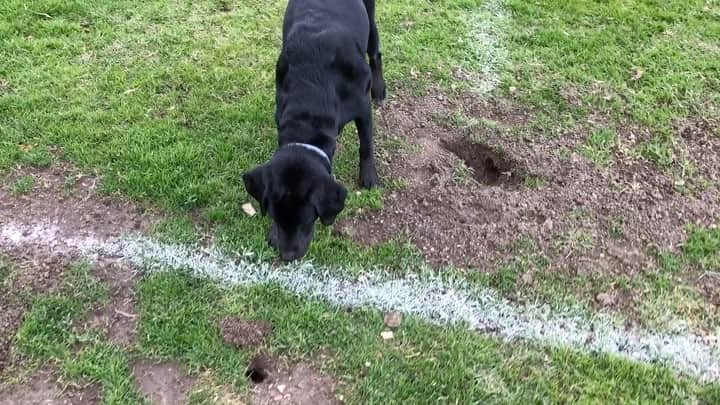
[284, 142, 331, 172]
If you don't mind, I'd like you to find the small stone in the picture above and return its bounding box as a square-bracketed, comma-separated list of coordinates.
[277, 384, 286, 393]
[380, 330, 394, 340]
[384, 312, 403, 328]
[242, 203, 257, 217]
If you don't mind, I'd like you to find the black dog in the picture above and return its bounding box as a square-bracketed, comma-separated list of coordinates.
[242, 0, 386, 261]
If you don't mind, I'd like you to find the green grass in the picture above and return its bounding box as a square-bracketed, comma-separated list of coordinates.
[9, 175, 35, 196]
[136, 271, 718, 404]
[3, 0, 720, 402]
[13, 262, 145, 404]
[581, 128, 618, 167]
[0, 0, 490, 268]
[503, 0, 720, 173]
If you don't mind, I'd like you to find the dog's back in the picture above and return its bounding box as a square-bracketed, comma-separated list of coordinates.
[282, 0, 370, 59]
[276, 0, 373, 142]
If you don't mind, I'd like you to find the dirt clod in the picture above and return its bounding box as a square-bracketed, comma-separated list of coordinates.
[220, 316, 272, 349]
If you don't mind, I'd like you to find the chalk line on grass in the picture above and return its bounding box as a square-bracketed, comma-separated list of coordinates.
[463, 0, 508, 95]
[1, 221, 718, 383]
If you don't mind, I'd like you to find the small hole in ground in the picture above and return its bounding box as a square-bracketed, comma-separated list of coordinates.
[245, 356, 271, 384]
[441, 138, 524, 186]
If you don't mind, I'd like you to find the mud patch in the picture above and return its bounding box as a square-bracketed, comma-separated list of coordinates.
[0, 368, 100, 405]
[249, 357, 338, 405]
[344, 91, 720, 277]
[133, 360, 196, 405]
[220, 316, 272, 350]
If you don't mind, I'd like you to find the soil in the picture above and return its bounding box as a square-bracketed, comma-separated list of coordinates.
[248, 356, 338, 405]
[0, 368, 100, 405]
[0, 163, 155, 370]
[219, 316, 273, 350]
[84, 261, 139, 347]
[0, 254, 73, 372]
[0, 162, 154, 247]
[342, 91, 720, 286]
[133, 360, 196, 405]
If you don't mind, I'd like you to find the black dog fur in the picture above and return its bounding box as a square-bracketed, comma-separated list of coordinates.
[242, 0, 386, 261]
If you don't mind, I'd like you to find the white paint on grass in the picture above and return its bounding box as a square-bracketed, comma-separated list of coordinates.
[464, 0, 509, 94]
[1, 221, 719, 383]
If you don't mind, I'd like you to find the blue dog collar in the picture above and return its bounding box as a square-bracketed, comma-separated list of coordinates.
[285, 142, 331, 168]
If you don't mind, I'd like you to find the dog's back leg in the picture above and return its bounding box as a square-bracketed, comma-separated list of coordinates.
[363, 0, 386, 103]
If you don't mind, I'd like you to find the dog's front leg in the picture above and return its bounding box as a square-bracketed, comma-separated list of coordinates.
[355, 113, 379, 188]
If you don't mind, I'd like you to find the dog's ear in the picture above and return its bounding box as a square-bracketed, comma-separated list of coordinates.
[242, 164, 270, 216]
[313, 177, 348, 226]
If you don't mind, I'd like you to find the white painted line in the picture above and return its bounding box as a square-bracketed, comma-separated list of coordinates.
[1, 221, 718, 383]
[465, 0, 508, 95]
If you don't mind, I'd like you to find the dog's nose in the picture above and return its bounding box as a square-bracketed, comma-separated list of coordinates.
[280, 249, 301, 262]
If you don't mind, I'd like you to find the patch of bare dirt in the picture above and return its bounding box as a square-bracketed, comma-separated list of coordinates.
[84, 261, 139, 347]
[0, 162, 155, 254]
[219, 316, 272, 350]
[247, 355, 338, 405]
[343, 91, 720, 280]
[133, 360, 196, 405]
[0, 368, 100, 405]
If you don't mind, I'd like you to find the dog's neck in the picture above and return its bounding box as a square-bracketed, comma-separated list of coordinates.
[281, 142, 332, 173]
[278, 129, 335, 173]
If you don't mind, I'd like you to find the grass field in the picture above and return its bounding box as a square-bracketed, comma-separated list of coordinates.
[1, 0, 719, 403]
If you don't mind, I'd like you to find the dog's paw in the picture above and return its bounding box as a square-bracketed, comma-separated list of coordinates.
[371, 83, 386, 106]
[360, 166, 380, 189]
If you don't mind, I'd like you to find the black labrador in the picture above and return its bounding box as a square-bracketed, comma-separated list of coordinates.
[242, 0, 386, 261]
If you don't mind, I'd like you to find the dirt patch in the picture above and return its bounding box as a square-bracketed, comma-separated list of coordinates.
[0, 162, 155, 254]
[133, 360, 196, 405]
[0, 368, 100, 405]
[697, 273, 720, 307]
[84, 261, 139, 347]
[220, 316, 272, 350]
[248, 356, 338, 405]
[0, 254, 76, 372]
[343, 91, 720, 279]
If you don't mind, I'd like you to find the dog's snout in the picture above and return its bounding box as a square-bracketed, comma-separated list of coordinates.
[280, 249, 301, 262]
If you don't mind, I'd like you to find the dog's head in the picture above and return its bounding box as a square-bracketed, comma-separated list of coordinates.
[242, 151, 347, 261]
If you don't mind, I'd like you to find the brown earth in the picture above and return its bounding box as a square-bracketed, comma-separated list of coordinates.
[133, 360, 197, 405]
[247, 355, 338, 405]
[220, 316, 273, 350]
[84, 261, 139, 347]
[342, 91, 720, 287]
[0, 368, 100, 405]
[0, 254, 74, 372]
